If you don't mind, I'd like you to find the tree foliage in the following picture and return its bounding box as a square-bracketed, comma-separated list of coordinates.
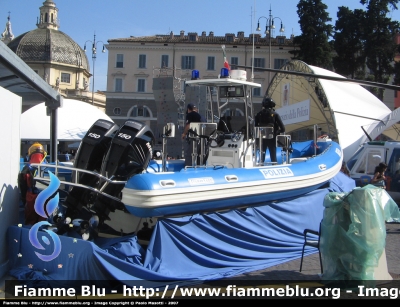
[332, 8, 366, 79]
[331, 0, 400, 100]
[361, 0, 400, 99]
[290, 0, 333, 69]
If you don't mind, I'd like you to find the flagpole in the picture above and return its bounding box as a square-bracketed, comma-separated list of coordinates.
[251, 4, 255, 81]
[221, 45, 230, 72]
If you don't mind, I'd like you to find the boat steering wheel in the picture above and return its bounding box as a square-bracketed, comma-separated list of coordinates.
[209, 130, 225, 148]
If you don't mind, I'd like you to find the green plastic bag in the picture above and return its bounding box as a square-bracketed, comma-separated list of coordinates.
[320, 185, 400, 283]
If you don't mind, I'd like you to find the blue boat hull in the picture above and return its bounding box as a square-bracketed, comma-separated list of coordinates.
[121, 141, 343, 217]
[125, 181, 327, 217]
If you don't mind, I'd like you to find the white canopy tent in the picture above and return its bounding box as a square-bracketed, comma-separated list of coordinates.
[21, 99, 113, 141]
[311, 65, 393, 160]
[269, 60, 400, 161]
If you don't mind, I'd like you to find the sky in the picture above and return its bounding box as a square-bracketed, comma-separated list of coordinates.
[2, 0, 400, 92]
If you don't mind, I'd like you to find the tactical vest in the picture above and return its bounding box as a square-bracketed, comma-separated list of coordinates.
[258, 109, 276, 127]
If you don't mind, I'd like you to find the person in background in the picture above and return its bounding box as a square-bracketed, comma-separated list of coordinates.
[182, 103, 202, 166]
[254, 97, 285, 164]
[18, 142, 48, 225]
[371, 162, 388, 189]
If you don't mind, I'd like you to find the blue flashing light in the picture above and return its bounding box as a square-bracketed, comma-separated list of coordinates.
[220, 68, 229, 78]
[191, 70, 200, 80]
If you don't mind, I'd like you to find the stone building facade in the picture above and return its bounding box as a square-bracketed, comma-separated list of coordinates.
[2, 0, 106, 113]
[105, 30, 295, 156]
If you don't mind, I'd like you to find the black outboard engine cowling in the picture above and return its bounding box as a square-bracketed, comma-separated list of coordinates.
[91, 120, 155, 222]
[63, 119, 119, 218]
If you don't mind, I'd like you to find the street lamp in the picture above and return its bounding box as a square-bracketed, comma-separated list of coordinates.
[256, 7, 285, 84]
[84, 33, 106, 105]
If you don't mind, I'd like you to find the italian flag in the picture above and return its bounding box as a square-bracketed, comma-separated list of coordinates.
[221, 45, 230, 71]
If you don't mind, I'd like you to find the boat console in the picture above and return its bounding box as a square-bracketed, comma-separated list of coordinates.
[187, 120, 254, 168]
[208, 131, 253, 168]
[184, 78, 262, 168]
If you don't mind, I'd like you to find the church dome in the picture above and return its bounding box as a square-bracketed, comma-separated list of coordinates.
[7, 28, 89, 71]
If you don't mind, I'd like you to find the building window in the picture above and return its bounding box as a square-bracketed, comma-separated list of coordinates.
[253, 87, 261, 96]
[253, 58, 265, 72]
[60, 73, 70, 83]
[226, 35, 234, 42]
[138, 107, 148, 117]
[230, 57, 238, 69]
[139, 54, 146, 69]
[138, 79, 145, 92]
[278, 37, 285, 44]
[161, 55, 169, 68]
[189, 35, 196, 41]
[250, 34, 258, 43]
[253, 58, 265, 68]
[115, 78, 123, 92]
[116, 54, 124, 68]
[182, 56, 195, 69]
[132, 106, 150, 117]
[113, 107, 121, 115]
[207, 56, 215, 70]
[274, 59, 288, 69]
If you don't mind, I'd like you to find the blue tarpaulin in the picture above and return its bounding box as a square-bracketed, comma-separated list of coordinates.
[7, 172, 355, 288]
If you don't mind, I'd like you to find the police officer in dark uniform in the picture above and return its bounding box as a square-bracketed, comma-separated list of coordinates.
[182, 103, 202, 166]
[255, 97, 285, 164]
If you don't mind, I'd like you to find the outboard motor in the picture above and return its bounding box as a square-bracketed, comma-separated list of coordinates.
[90, 120, 155, 222]
[63, 119, 119, 219]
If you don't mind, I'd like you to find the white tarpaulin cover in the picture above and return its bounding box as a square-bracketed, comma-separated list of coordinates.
[20, 99, 113, 141]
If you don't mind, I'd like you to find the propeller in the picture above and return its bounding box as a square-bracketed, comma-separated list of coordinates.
[71, 215, 100, 240]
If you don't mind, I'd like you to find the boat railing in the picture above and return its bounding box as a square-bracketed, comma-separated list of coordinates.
[30, 163, 127, 203]
[188, 122, 218, 167]
[243, 138, 256, 167]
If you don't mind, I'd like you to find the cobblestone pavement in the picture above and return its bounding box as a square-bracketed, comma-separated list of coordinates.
[227, 222, 400, 282]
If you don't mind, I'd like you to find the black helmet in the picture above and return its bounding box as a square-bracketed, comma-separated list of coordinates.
[262, 97, 276, 109]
